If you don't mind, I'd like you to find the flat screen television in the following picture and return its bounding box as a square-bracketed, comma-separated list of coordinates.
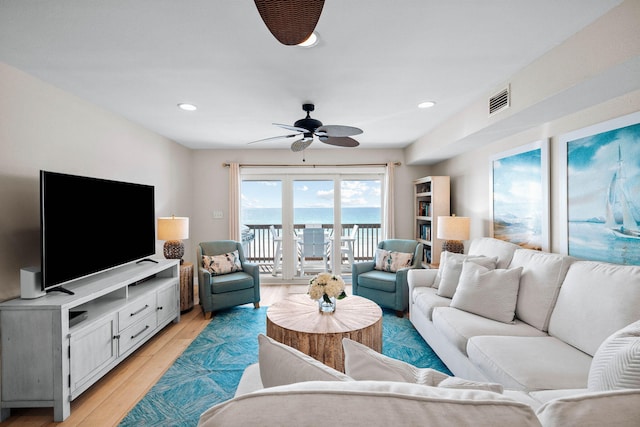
[40, 171, 156, 292]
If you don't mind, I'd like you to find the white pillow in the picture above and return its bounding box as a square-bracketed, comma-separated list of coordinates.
[258, 334, 351, 388]
[450, 261, 522, 324]
[588, 320, 640, 391]
[202, 250, 242, 275]
[342, 338, 503, 393]
[436, 253, 498, 298]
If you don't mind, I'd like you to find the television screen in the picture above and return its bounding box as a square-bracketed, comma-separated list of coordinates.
[40, 171, 156, 291]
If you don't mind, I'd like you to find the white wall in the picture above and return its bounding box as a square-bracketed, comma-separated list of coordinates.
[188, 148, 430, 265]
[0, 63, 193, 301]
[429, 90, 640, 253]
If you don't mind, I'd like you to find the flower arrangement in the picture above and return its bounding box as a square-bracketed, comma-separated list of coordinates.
[308, 272, 347, 304]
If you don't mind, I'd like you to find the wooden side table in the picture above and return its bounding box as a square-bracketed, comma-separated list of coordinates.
[266, 294, 382, 372]
[179, 262, 194, 313]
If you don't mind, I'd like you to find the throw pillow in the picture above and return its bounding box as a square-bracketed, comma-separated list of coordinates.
[258, 334, 351, 388]
[202, 250, 243, 275]
[374, 249, 414, 273]
[342, 338, 503, 393]
[436, 253, 498, 298]
[343, 337, 448, 385]
[588, 320, 640, 391]
[450, 261, 522, 324]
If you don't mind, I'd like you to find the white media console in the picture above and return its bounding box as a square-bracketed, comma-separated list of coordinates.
[0, 259, 180, 421]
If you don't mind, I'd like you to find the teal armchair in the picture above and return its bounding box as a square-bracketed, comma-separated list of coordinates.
[352, 239, 423, 316]
[197, 240, 260, 318]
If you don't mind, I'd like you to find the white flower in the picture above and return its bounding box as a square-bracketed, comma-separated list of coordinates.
[308, 273, 346, 301]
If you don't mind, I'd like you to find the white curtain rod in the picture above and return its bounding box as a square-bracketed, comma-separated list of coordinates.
[222, 162, 401, 168]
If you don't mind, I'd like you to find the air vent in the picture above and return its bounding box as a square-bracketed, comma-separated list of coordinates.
[489, 86, 510, 116]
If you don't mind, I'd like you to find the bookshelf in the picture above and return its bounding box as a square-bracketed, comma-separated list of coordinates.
[414, 176, 450, 267]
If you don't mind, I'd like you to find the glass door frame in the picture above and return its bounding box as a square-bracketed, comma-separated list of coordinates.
[240, 166, 385, 283]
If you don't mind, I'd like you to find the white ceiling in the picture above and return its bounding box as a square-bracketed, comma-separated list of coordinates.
[0, 0, 624, 158]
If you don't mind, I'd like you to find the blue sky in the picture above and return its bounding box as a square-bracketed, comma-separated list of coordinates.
[493, 148, 542, 221]
[241, 179, 381, 209]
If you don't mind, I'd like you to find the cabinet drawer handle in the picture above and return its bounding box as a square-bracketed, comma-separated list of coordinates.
[130, 304, 149, 317]
[131, 325, 150, 340]
[157, 306, 163, 311]
[113, 334, 121, 340]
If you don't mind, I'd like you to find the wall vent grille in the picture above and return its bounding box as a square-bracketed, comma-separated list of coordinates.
[489, 86, 510, 116]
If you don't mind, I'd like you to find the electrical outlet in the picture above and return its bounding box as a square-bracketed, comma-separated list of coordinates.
[212, 210, 224, 219]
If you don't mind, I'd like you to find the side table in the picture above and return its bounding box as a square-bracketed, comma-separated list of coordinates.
[179, 262, 194, 313]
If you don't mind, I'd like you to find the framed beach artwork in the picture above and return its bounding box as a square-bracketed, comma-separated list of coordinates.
[558, 111, 640, 266]
[490, 140, 550, 251]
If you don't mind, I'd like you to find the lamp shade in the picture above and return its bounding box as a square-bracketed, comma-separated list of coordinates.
[437, 216, 470, 241]
[157, 216, 189, 241]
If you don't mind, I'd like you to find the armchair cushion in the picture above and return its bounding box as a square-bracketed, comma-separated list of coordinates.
[202, 250, 243, 275]
[210, 271, 256, 294]
[357, 270, 399, 292]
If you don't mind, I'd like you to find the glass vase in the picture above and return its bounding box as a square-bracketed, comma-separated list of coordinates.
[318, 296, 336, 314]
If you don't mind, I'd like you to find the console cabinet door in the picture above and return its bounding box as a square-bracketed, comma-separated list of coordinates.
[156, 284, 178, 326]
[69, 313, 117, 393]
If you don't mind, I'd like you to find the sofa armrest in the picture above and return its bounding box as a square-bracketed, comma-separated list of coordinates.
[408, 268, 437, 288]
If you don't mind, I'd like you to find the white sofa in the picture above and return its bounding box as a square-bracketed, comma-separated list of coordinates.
[408, 237, 640, 393]
[198, 333, 640, 426]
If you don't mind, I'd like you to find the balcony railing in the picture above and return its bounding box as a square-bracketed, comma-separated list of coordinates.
[242, 223, 381, 274]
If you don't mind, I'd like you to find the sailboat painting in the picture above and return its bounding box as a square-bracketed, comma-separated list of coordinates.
[565, 117, 640, 266]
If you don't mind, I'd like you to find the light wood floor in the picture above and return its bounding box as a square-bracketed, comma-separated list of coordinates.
[1, 283, 333, 427]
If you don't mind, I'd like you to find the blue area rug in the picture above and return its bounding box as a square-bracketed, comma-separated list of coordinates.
[120, 306, 451, 426]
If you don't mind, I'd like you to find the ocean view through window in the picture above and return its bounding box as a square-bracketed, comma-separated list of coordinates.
[240, 176, 382, 279]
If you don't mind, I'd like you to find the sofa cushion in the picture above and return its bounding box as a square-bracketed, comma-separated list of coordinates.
[198, 381, 542, 427]
[432, 307, 546, 356]
[412, 286, 451, 321]
[435, 252, 498, 297]
[588, 320, 640, 391]
[450, 262, 522, 324]
[257, 334, 351, 388]
[509, 249, 574, 332]
[535, 389, 640, 427]
[343, 338, 504, 393]
[548, 261, 640, 356]
[467, 336, 592, 391]
[202, 250, 242, 275]
[343, 337, 449, 385]
[467, 237, 520, 269]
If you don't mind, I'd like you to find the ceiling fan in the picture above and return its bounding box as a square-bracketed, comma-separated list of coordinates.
[249, 103, 363, 152]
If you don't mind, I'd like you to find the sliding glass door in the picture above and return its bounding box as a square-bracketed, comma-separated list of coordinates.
[240, 167, 383, 283]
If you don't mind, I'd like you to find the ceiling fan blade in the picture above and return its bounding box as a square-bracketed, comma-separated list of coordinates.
[291, 138, 313, 152]
[319, 136, 360, 148]
[248, 134, 300, 145]
[316, 125, 363, 137]
[274, 123, 309, 133]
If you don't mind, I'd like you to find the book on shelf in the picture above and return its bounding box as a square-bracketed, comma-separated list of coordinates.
[418, 201, 431, 217]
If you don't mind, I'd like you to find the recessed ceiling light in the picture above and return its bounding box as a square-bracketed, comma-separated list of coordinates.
[418, 101, 436, 109]
[297, 32, 318, 48]
[178, 103, 197, 111]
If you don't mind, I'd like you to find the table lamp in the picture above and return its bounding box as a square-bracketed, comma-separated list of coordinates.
[437, 215, 470, 254]
[157, 216, 189, 263]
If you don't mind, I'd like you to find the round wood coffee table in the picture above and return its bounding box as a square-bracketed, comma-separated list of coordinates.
[266, 294, 383, 372]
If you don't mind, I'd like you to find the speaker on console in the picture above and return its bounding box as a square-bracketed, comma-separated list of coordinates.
[21, 266, 46, 299]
